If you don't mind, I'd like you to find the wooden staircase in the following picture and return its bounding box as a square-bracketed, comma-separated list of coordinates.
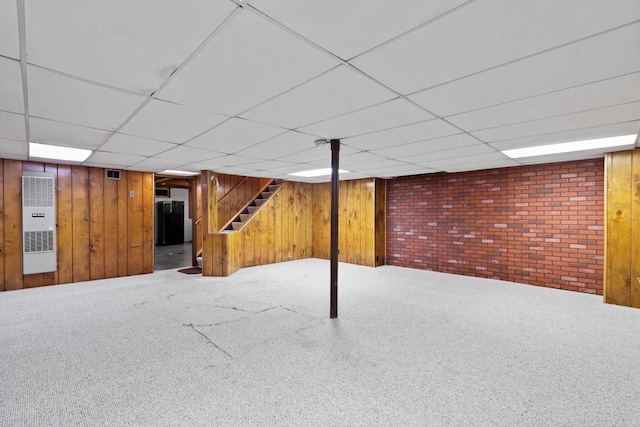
[222, 179, 284, 231]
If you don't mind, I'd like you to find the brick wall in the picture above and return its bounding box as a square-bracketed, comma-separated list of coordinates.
[386, 159, 604, 294]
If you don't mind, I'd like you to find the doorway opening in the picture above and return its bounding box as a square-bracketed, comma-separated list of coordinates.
[154, 174, 196, 271]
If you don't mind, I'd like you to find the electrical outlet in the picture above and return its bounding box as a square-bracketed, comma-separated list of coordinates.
[129, 190, 135, 198]
[288, 252, 291, 258]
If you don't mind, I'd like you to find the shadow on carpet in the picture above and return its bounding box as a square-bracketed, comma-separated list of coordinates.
[177, 267, 202, 275]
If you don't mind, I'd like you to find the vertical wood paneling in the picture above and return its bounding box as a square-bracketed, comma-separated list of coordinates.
[72, 166, 90, 283]
[605, 152, 632, 306]
[89, 168, 105, 280]
[0, 161, 4, 291]
[43, 164, 58, 286]
[57, 165, 73, 284]
[127, 172, 143, 276]
[103, 176, 119, 278]
[117, 172, 129, 277]
[364, 180, 374, 266]
[274, 191, 283, 263]
[632, 151, 640, 307]
[374, 179, 386, 267]
[4, 160, 24, 290]
[142, 172, 154, 273]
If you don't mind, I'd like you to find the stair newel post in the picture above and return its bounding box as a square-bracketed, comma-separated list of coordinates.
[330, 139, 340, 319]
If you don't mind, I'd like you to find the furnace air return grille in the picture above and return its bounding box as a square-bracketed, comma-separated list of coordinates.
[22, 172, 57, 274]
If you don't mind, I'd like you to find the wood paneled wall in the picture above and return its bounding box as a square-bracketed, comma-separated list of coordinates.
[0, 159, 154, 292]
[312, 178, 385, 267]
[605, 150, 640, 308]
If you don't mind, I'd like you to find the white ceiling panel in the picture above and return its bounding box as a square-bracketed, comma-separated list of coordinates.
[100, 133, 177, 156]
[0, 138, 28, 160]
[25, 0, 236, 94]
[242, 66, 396, 129]
[409, 142, 497, 164]
[473, 101, 640, 142]
[353, 158, 414, 171]
[30, 118, 111, 149]
[437, 158, 520, 173]
[0, 0, 20, 59]
[351, 0, 640, 95]
[344, 119, 461, 151]
[409, 23, 640, 117]
[85, 151, 146, 167]
[355, 165, 436, 177]
[28, 66, 146, 130]
[370, 133, 481, 159]
[155, 145, 226, 163]
[0, 111, 26, 141]
[249, 0, 468, 60]
[298, 98, 434, 139]
[127, 157, 186, 172]
[420, 151, 512, 168]
[157, 10, 339, 116]
[237, 131, 317, 160]
[216, 166, 265, 176]
[120, 99, 227, 143]
[276, 147, 331, 165]
[489, 121, 640, 152]
[448, 72, 640, 131]
[340, 151, 390, 167]
[202, 154, 264, 168]
[186, 118, 285, 154]
[0, 58, 24, 114]
[240, 160, 298, 172]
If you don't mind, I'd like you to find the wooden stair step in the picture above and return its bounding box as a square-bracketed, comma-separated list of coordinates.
[247, 206, 258, 213]
[231, 222, 243, 230]
[240, 213, 251, 221]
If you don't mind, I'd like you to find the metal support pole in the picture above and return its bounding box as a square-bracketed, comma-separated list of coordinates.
[330, 139, 340, 318]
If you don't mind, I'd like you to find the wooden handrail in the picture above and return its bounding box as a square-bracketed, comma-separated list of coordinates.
[218, 179, 276, 231]
[217, 176, 249, 204]
[194, 216, 202, 225]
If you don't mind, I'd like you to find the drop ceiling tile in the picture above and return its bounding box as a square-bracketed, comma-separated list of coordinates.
[186, 118, 285, 154]
[448, 72, 640, 131]
[0, 111, 26, 141]
[344, 119, 461, 151]
[419, 151, 512, 170]
[439, 158, 520, 173]
[127, 157, 186, 172]
[241, 65, 396, 129]
[155, 145, 226, 163]
[157, 10, 339, 115]
[0, 58, 24, 114]
[371, 133, 480, 159]
[85, 151, 146, 167]
[203, 154, 264, 168]
[0, 138, 28, 160]
[250, 0, 467, 60]
[353, 159, 414, 172]
[240, 160, 298, 172]
[25, 0, 236, 94]
[0, 0, 19, 59]
[101, 133, 177, 156]
[29, 118, 110, 150]
[298, 98, 433, 139]
[409, 142, 497, 164]
[354, 162, 435, 176]
[340, 151, 389, 167]
[120, 99, 227, 143]
[28, 66, 146, 130]
[237, 131, 318, 160]
[351, 0, 640, 95]
[409, 23, 640, 117]
[489, 121, 640, 151]
[215, 166, 265, 176]
[473, 101, 640, 142]
[277, 143, 359, 165]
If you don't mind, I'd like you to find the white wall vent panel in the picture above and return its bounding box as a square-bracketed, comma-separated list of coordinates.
[22, 172, 57, 274]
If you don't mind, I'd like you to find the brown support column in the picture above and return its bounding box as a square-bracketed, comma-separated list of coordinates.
[330, 139, 340, 318]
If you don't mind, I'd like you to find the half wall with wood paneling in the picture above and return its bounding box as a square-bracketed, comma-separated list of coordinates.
[604, 150, 640, 308]
[0, 159, 154, 292]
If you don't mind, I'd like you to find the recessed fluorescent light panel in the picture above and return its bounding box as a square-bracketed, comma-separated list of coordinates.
[29, 142, 92, 162]
[288, 168, 350, 178]
[502, 134, 636, 159]
[159, 170, 199, 176]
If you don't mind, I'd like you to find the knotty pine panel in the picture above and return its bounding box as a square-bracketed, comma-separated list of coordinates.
[0, 159, 154, 292]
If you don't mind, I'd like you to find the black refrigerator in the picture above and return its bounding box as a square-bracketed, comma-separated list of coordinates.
[157, 201, 184, 246]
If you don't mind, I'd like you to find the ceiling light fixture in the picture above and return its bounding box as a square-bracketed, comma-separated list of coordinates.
[159, 170, 199, 176]
[29, 142, 92, 163]
[289, 168, 349, 178]
[502, 134, 636, 159]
